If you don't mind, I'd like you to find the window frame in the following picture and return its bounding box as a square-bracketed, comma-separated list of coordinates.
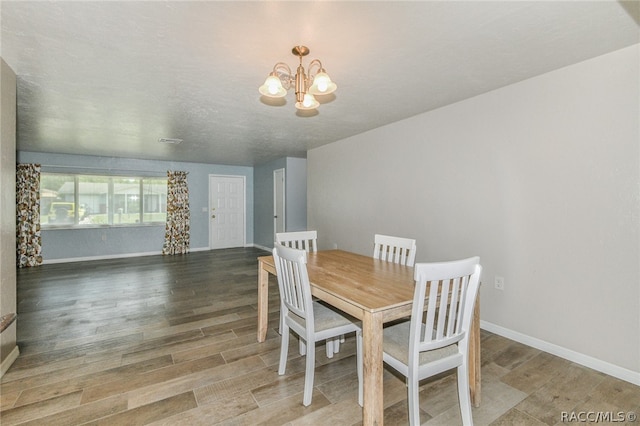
[40, 172, 168, 229]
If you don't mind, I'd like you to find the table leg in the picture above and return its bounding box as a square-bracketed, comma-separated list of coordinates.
[469, 296, 481, 406]
[362, 310, 384, 425]
[257, 259, 269, 343]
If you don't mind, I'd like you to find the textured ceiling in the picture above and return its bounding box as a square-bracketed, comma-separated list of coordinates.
[1, 1, 638, 166]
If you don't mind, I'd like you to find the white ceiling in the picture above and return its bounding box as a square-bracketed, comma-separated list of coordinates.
[1, 1, 638, 166]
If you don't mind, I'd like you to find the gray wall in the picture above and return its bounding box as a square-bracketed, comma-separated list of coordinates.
[0, 58, 18, 372]
[254, 157, 286, 249]
[285, 157, 307, 232]
[307, 45, 639, 380]
[253, 157, 307, 249]
[17, 151, 254, 261]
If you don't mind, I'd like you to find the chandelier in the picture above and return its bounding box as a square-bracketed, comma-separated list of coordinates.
[259, 45, 337, 111]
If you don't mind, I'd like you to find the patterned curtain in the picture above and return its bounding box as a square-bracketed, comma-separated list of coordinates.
[16, 164, 43, 268]
[162, 170, 190, 255]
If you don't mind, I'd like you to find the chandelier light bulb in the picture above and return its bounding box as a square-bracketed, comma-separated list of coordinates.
[268, 82, 279, 95]
[259, 74, 286, 98]
[303, 94, 315, 108]
[308, 71, 337, 96]
[296, 93, 319, 110]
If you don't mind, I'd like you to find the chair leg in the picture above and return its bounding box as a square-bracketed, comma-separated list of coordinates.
[326, 339, 334, 358]
[326, 334, 345, 358]
[303, 339, 316, 406]
[299, 339, 307, 355]
[329, 335, 344, 356]
[278, 326, 290, 375]
[457, 363, 473, 425]
[357, 330, 363, 407]
[278, 302, 284, 334]
[407, 376, 420, 426]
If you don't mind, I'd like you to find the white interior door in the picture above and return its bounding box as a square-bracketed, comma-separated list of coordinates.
[273, 168, 285, 241]
[209, 175, 245, 249]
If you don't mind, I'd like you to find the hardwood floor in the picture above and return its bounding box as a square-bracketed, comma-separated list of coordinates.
[1, 248, 638, 425]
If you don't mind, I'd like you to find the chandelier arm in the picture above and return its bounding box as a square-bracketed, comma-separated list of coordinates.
[306, 59, 324, 81]
[273, 62, 293, 90]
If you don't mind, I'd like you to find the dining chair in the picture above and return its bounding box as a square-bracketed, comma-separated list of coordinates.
[382, 256, 482, 425]
[276, 230, 318, 253]
[373, 233, 417, 267]
[273, 244, 363, 407]
[276, 230, 343, 358]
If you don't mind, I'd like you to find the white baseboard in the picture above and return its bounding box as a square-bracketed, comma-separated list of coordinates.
[189, 247, 210, 253]
[480, 320, 640, 386]
[42, 247, 213, 264]
[0, 345, 20, 379]
[40, 246, 276, 264]
[43, 251, 162, 264]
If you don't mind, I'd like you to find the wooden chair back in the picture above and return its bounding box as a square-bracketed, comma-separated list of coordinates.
[410, 257, 481, 358]
[276, 230, 318, 253]
[272, 244, 314, 327]
[373, 234, 417, 266]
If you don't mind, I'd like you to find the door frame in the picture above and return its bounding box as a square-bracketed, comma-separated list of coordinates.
[208, 174, 246, 249]
[273, 168, 285, 242]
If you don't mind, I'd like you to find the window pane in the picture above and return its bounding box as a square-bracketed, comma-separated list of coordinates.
[143, 178, 167, 223]
[77, 175, 110, 225]
[113, 177, 141, 224]
[41, 174, 75, 225]
[40, 172, 167, 228]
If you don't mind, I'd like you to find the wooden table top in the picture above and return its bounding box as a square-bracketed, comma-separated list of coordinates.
[260, 249, 416, 314]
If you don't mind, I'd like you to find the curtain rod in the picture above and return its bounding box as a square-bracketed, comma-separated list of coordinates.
[35, 164, 173, 176]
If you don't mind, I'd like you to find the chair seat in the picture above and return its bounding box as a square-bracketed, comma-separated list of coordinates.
[290, 301, 361, 333]
[383, 321, 459, 366]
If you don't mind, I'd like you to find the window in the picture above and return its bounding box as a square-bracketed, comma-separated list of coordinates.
[41, 173, 167, 227]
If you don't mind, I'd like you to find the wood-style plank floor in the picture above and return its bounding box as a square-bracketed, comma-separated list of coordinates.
[2, 248, 639, 425]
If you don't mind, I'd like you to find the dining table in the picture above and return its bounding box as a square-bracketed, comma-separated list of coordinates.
[256, 249, 480, 425]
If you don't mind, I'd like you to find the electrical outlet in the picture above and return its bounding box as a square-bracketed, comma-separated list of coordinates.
[494, 276, 504, 291]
